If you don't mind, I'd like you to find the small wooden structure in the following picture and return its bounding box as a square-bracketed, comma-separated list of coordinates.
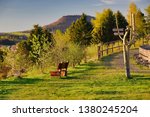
[139, 45, 150, 62]
[50, 62, 69, 77]
[134, 45, 150, 67]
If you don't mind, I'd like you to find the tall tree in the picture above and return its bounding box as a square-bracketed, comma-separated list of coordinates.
[27, 25, 54, 65]
[68, 13, 92, 47]
[127, 2, 145, 37]
[136, 9, 145, 36]
[127, 2, 137, 25]
[115, 11, 128, 29]
[92, 9, 115, 43]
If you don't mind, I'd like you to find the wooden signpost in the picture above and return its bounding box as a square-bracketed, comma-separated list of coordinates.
[113, 28, 124, 35]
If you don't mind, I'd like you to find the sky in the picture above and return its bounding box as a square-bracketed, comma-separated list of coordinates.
[0, 0, 149, 32]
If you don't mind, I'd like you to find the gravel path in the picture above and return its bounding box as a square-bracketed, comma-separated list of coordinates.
[103, 49, 150, 74]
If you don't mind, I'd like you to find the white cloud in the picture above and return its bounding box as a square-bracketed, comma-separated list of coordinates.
[92, 0, 115, 6]
[100, 0, 115, 5]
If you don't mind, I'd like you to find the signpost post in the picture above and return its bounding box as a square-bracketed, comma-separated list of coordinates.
[113, 13, 137, 79]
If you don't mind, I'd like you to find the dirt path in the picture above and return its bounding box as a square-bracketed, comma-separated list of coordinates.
[102, 49, 150, 74]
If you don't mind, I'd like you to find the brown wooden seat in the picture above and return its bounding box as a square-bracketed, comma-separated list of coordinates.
[50, 62, 69, 77]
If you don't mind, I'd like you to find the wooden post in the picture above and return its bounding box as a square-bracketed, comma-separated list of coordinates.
[118, 41, 120, 51]
[101, 44, 103, 57]
[112, 43, 114, 53]
[98, 45, 101, 60]
[106, 44, 109, 55]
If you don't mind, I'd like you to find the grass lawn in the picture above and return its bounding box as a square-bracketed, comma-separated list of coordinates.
[0, 52, 150, 100]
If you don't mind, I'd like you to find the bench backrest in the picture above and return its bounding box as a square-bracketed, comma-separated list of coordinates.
[57, 62, 69, 70]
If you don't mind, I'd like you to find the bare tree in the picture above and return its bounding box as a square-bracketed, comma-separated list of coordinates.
[115, 13, 137, 78]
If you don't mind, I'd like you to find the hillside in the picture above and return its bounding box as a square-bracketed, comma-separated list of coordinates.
[44, 15, 94, 32]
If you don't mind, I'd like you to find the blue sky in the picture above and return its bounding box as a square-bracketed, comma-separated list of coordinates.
[0, 0, 149, 32]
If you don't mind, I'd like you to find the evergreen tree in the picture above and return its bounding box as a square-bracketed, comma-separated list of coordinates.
[68, 13, 92, 47]
[114, 11, 128, 40]
[27, 25, 54, 64]
[136, 9, 145, 36]
[92, 9, 115, 43]
[115, 11, 128, 29]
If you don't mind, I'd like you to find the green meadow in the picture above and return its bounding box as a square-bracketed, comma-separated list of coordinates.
[0, 51, 150, 100]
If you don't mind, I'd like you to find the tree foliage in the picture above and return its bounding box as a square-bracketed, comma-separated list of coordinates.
[27, 25, 54, 64]
[115, 11, 128, 29]
[114, 11, 128, 39]
[145, 5, 150, 15]
[92, 9, 115, 43]
[0, 49, 6, 64]
[68, 13, 92, 47]
[51, 30, 84, 67]
[136, 10, 145, 36]
[127, 2, 145, 37]
[127, 2, 137, 25]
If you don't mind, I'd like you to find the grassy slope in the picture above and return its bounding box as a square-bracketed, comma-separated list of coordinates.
[0, 53, 150, 100]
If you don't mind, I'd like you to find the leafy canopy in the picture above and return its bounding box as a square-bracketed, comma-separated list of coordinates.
[68, 13, 93, 47]
[92, 9, 115, 43]
[27, 25, 54, 64]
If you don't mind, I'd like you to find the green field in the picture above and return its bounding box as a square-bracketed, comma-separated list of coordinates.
[0, 51, 150, 100]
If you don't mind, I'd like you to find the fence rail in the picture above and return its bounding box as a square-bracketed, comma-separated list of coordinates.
[98, 38, 150, 60]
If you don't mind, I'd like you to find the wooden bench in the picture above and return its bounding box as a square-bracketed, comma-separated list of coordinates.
[50, 62, 69, 77]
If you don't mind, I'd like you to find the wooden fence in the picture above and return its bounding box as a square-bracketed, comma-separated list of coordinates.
[98, 40, 122, 59]
[97, 38, 150, 60]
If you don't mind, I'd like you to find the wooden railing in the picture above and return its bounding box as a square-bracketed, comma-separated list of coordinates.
[97, 38, 150, 60]
[98, 40, 122, 59]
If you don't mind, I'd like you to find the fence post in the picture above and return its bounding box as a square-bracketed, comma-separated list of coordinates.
[101, 44, 103, 57]
[118, 41, 120, 51]
[112, 43, 114, 53]
[98, 45, 101, 60]
[106, 44, 109, 55]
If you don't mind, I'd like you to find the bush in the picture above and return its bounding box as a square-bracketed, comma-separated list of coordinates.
[3, 44, 31, 78]
[0, 66, 11, 79]
[49, 30, 85, 67]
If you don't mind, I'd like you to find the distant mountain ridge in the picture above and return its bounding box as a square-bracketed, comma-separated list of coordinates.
[44, 15, 94, 32]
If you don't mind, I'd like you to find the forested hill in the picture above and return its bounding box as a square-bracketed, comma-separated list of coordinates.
[43, 15, 94, 32]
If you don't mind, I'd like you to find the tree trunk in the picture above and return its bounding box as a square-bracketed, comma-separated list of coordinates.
[123, 41, 131, 78]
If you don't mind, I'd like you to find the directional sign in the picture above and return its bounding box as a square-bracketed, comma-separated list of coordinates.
[113, 28, 124, 32]
[114, 32, 124, 36]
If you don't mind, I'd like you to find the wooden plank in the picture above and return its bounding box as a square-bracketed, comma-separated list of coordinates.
[113, 28, 124, 32]
[114, 32, 124, 35]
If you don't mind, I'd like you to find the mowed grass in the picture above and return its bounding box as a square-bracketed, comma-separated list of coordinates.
[0, 54, 150, 100]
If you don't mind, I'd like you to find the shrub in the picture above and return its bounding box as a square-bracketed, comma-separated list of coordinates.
[50, 30, 85, 67]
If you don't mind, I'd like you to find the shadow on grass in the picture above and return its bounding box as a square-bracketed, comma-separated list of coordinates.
[0, 78, 44, 85]
[94, 90, 123, 95]
[60, 76, 80, 80]
[128, 75, 150, 81]
[68, 62, 102, 79]
[0, 88, 18, 100]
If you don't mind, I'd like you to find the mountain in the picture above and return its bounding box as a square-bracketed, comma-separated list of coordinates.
[44, 15, 94, 32]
